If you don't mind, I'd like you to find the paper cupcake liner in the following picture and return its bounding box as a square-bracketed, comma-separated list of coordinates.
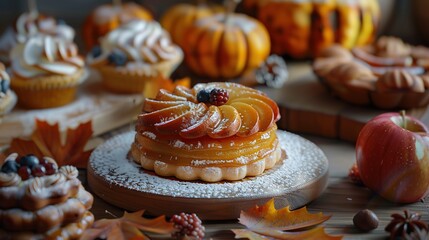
[11, 69, 85, 109]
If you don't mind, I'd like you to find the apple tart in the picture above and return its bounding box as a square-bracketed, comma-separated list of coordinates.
[130, 82, 283, 182]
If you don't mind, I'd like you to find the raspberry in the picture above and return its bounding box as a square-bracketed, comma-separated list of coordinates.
[349, 163, 363, 185]
[170, 213, 205, 240]
[209, 88, 229, 106]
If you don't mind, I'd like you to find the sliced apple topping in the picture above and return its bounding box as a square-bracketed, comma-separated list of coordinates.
[143, 98, 186, 112]
[154, 103, 208, 133]
[179, 105, 222, 139]
[138, 103, 190, 126]
[230, 102, 260, 137]
[173, 86, 197, 102]
[230, 98, 274, 131]
[156, 89, 187, 101]
[208, 105, 241, 138]
[228, 89, 280, 121]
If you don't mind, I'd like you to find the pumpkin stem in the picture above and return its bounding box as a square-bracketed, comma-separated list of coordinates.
[113, 0, 122, 8]
[224, 0, 241, 23]
[400, 110, 407, 128]
[28, 0, 38, 15]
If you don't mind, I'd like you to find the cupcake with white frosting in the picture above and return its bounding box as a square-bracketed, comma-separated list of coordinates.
[9, 34, 85, 109]
[87, 19, 183, 94]
[0, 11, 75, 64]
[0, 63, 17, 116]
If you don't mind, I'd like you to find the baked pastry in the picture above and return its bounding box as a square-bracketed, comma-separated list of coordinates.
[0, 153, 94, 239]
[0, 63, 17, 116]
[130, 82, 283, 182]
[9, 34, 85, 109]
[313, 37, 429, 109]
[0, 11, 74, 64]
[87, 20, 183, 94]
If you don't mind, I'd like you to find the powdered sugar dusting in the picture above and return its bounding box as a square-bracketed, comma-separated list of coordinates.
[89, 131, 328, 199]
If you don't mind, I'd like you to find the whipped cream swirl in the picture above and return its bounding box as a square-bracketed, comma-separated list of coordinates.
[10, 34, 84, 78]
[98, 20, 180, 64]
[15, 11, 75, 43]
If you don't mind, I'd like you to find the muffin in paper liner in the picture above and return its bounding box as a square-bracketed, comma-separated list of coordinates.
[95, 50, 183, 94]
[9, 33, 85, 109]
[11, 69, 86, 109]
[88, 20, 184, 94]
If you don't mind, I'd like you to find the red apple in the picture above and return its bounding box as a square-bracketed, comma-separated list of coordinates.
[356, 112, 429, 203]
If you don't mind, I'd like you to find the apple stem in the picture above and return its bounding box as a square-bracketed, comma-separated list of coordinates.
[400, 110, 406, 129]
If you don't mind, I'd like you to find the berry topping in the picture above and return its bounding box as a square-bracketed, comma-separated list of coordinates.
[18, 166, 32, 180]
[20, 154, 39, 169]
[209, 88, 229, 106]
[43, 162, 57, 175]
[0, 79, 9, 94]
[196, 89, 210, 103]
[1, 160, 19, 173]
[91, 46, 102, 58]
[108, 50, 127, 66]
[32, 164, 46, 177]
[170, 213, 205, 240]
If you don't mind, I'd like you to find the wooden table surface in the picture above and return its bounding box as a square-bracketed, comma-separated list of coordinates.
[80, 125, 429, 240]
[80, 62, 429, 239]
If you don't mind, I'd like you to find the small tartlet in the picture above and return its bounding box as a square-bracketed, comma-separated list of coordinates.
[313, 37, 429, 109]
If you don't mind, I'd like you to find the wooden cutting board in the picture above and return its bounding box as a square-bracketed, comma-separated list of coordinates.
[0, 70, 144, 147]
[87, 130, 329, 220]
[257, 62, 429, 142]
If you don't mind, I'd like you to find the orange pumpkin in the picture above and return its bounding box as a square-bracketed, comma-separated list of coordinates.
[82, 1, 152, 51]
[244, 0, 379, 58]
[183, 10, 270, 79]
[161, 1, 223, 48]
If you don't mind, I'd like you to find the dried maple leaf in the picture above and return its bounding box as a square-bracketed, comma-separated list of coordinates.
[239, 198, 331, 231]
[233, 198, 342, 240]
[80, 210, 175, 240]
[8, 119, 93, 168]
[232, 227, 342, 240]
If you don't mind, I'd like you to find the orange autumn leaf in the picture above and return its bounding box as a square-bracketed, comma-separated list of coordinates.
[80, 210, 175, 240]
[9, 119, 93, 168]
[239, 198, 331, 231]
[232, 227, 342, 240]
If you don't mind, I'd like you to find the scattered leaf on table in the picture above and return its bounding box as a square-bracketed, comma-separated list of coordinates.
[239, 198, 331, 231]
[232, 227, 342, 240]
[80, 210, 175, 240]
[9, 119, 93, 168]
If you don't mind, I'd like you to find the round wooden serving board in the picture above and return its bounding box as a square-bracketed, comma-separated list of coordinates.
[87, 130, 329, 220]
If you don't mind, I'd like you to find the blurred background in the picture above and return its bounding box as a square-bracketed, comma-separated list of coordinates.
[0, 0, 428, 50]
